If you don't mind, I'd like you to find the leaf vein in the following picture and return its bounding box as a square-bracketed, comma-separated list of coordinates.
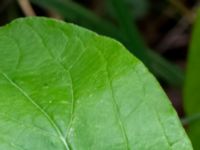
[97, 49, 130, 150]
[1, 73, 70, 150]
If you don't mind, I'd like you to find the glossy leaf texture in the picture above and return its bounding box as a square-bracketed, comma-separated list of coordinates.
[0, 17, 192, 150]
[184, 9, 200, 149]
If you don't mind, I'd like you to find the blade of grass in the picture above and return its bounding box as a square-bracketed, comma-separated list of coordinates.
[30, 0, 184, 86]
[183, 8, 200, 149]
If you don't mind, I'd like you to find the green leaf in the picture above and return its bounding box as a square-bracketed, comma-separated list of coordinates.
[0, 17, 192, 149]
[30, 0, 185, 87]
[184, 9, 200, 149]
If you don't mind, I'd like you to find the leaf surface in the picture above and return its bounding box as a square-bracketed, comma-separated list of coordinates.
[0, 17, 192, 150]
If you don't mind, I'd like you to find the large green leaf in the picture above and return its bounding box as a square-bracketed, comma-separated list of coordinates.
[0, 17, 192, 149]
[30, 0, 185, 87]
[184, 9, 200, 149]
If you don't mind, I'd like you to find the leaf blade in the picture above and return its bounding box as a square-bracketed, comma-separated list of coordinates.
[184, 9, 200, 149]
[0, 17, 192, 149]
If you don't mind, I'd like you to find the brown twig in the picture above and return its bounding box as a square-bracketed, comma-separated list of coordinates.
[17, 0, 36, 16]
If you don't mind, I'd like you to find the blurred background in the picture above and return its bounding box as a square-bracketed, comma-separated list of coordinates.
[0, 0, 200, 148]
